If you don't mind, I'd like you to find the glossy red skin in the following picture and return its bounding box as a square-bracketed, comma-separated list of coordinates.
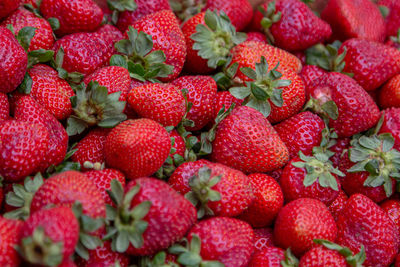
[378, 0, 400, 38]
[171, 76, 217, 131]
[84, 169, 126, 206]
[13, 95, 68, 171]
[379, 108, 400, 150]
[299, 247, 347, 267]
[0, 0, 21, 19]
[274, 198, 337, 256]
[327, 190, 348, 221]
[0, 93, 9, 121]
[0, 120, 49, 182]
[169, 130, 185, 158]
[340, 39, 400, 91]
[21, 207, 79, 261]
[31, 171, 106, 218]
[127, 83, 185, 127]
[281, 157, 341, 206]
[251, 0, 332, 51]
[321, 0, 385, 42]
[77, 240, 129, 267]
[105, 119, 171, 180]
[71, 128, 110, 171]
[187, 217, 254, 267]
[0, 217, 23, 266]
[246, 32, 268, 43]
[53, 25, 123, 75]
[308, 72, 380, 137]
[329, 137, 350, 168]
[1, 8, 54, 51]
[336, 194, 400, 267]
[125, 177, 196, 256]
[168, 160, 210, 194]
[116, 0, 171, 32]
[130, 10, 186, 82]
[248, 246, 285, 267]
[40, 0, 103, 36]
[0, 27, 27, 94]
[253, 228, 275, 251]
[300, 65, 327, 92]
[211, 106, 289, 174]
[213, 91, 243, 120]
[379, 75, 400, 109]
[28, 64, 75, 120]
[238, 174, 283, 227]
[274, 111, 325, 159]
[381, 199, 400, 237]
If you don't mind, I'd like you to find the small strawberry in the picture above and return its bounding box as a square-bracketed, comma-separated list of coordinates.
[379, 108, 400, 150]
[379, 74, 400, 109]
[248, 246, 285, 267]
[0, 217, 23, 267]
[381, 199, 400, 236]
[327, 190, 348, 221]
[253, 228, 274, 251]
[0, 93, 9, 121]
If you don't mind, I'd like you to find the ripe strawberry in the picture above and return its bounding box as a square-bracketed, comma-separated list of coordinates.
[379, 0, 400, 38]
[19, 206, 79, 266]
[300, 65, 328, 90]
[0, 93, 9, 121]
[379, 75, 400, 109]
[321, 0, 385, 42]
[274, 111, 325, 159]
[211, 106, 289, 173]
[327, 190, 348, 221]
[0, 0, 21, 19]
[187, 217, 254, 267]
[329, 137, 350, 168]
[238, 173, 283, 227]
[169, 129, 185, 159]
[0, 27, 27, 93]
[381, 199, 400, 236]
[396, 254, 400, 267]
[253, 228, 274, 251]
[127, 83, 185, 127]
[274, 198, 337, 256]
[0, 120, 49, 182]
[248, 246, 285, 267]
[212, 91, 243, 120]
[308, 72, 380, 137]
[77, 240, 129, 267]
[106, 177, 197, 255]
[379, 108, 400, 150]
[31, 171, 106, 218]
[39, 0, 103, 36]
[171, 76, 217, 131]
[336, 194, 400, 267]
[251, 0, 332, 51]
[246, 32, 268, 43]
[105, 119, 171, 179]
[0, 217, 23, 267]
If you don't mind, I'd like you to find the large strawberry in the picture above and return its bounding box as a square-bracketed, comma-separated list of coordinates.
[336, 194, 399, 267]
[211, 106, 289, 173]
[379, 74, 400, 109]
[379, 108, 400, 150]
[0, 217, 23, 267]
[0, 93, 9, 121]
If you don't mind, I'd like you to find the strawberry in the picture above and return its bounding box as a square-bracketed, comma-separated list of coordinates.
[105, 119, 171, 180]
[127, 83, 185, 127]
[300, 65, 328, 90]
[19, 206, 79, 266]
[321, 0, 385, 42]
[187, 217, 254, 267]
[274, 198, 337, 256]
[248, 246, 285, 267]
[246, 32, 268, 43]
[329, 137, 350, 168]
[379, 74, 400, 108]
[274, 111, 325, 159]
[251, 0, 332, 51]
[106, 178, 197, 255]
[379, 0, 400, 38]
[396, 254, 400, 267]
[336, 194, 400, 267]
[39, 0, 103, 36]
[0, 120, 49, 182]
[0, 27, 28, 93]
[0, 0, 21, 19]
[211, 106, 289, 173]
[238, 173, 283, 228]
[308, 72, 380, 137]
[212, 91, 243, 121]
[169, 129, 185, 159]
[253, 228, 274, 252]
[379, 108, 400, 150]
[327, 190, 348, 221]
[76, 240, 129, 267]
[0, 93, 9, 121]
[171, 76, 217, 131]
[381, 199, 400, 236]
[0, 217, 23, 267]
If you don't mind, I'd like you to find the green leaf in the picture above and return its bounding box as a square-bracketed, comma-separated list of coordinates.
[17, 73, 33, 94]
[246, 98, 271, 117]
[229, 86, 250, 99]
[321, 100, 339, 120]
[359, 136, 380, 150]
[17, 26, 36, 51]
[270, 88, 283, 107]
[240, 67, 257, 80]
[250, 83, 269, 101]
[110, 55, 128, 69]
[177, 252, 202, 266]
[108, 0, 137, 11]
[47, 17, 60, 31]
[115, 232, 130, 252]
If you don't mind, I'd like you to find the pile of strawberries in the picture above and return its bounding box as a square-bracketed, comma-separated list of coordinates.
[1, 0, 400, 266]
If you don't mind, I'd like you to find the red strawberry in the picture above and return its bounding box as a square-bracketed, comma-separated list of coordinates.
[105, 119, 171, 179]
[187, 217, 254, 267]
[19, 207, 79, 266]
[0, 27, 27, 93]
[379, 108, 400, 150]
[0, 120, 49, 182]
[0, 217, 23, 267]
[0, 0, 21, 19]
[246, 32, 268, 43]
[0, 93, 9, 121]
[39, 0, 103, 36]
[336, 194, 400, 267]
[274, 111, 325, 159]
[274, 198, 337, 256]
[212, 91, 243, 121]
[168, 160, 209, 193]
[300, 65, 328, 90]
[329, 137, 350, 168]
[327, 190, 348, 221]
[77, 240, 129, 267]
[248, 246, 285, 267]
[169, 129, 185, 159]
[253, 228, 275, 251]
[171, 76, 217, 131]
[381, 199, 400, 236]
[308, 72, 380, 137]
[299, 246, 348, 267]
[321, 0, 385, 42]
[379, 0, 400, 38]
[379, 74, 400, 109]
[238, 173, 283, 227]
[251, 0, 332, 51]
[396, 254, 400, 267]
[211, 106, 289, 173]
[127, 83, 185, 127]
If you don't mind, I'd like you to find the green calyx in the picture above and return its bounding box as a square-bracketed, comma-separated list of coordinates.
[258, 1, 281, 44]
[111, 27, 174, 82]
[4, 173, 44, 220]
[45, 144, 81, 175]
[313, 239, 366, 267]
[191, 9, 247, 69]
[104, 180, 152, 253]
[185, 166, 222, 219]
[229, 56, 291, 117]
[303, 96, 339, 123]
[66, 80, 127, 136]
[390, 29, 400, 49]
[140, 251, 180, 267]
[169, 0, 205, 23]
[280, 248, 299, 267]
[108, 0, 137, 25]
[18, 227, 63, 267]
